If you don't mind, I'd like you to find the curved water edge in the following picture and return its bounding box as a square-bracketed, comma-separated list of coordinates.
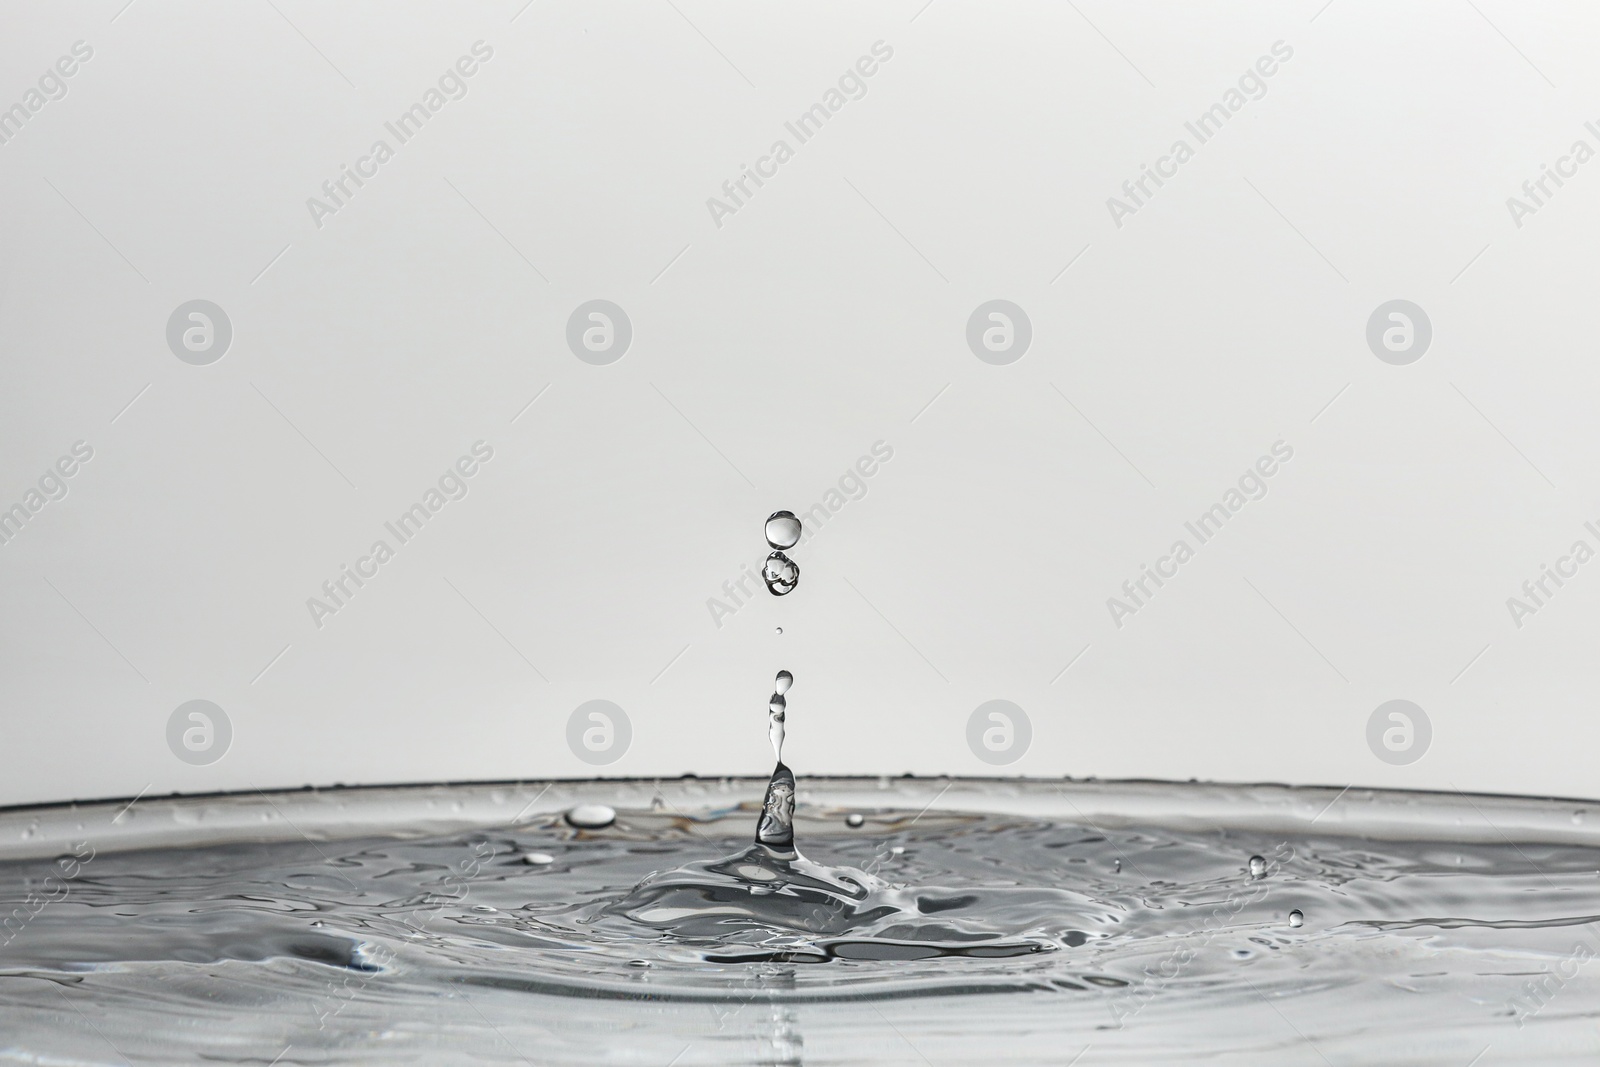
[4, 776, 1599, 860]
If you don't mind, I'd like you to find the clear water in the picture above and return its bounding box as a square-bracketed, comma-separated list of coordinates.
[3, 779, 1600, 1064]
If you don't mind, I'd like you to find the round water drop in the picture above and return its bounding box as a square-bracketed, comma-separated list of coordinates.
[565, 804, 616, 830]
[765, 510, 802, 550]
[775, 627, 783, 635]
[310, 920, 325, 928]
[1112, 859, 1121, 874]
[1248, 855, 1266, 879]
[522, 851, 555, 865]
[763, 552, 799, 596]
[774, 670, 793, 695]
[1288, 909, 1304, 928]
[845, 813, 865, 828]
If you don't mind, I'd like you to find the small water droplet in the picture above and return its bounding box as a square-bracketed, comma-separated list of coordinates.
[628, 959, 651, 968]
[472, 905, 496, 913]
[522, 851, 555, 865]
[846, 813, 865, 828]
[765, 511, 802, 550]
[566, 804, 616, 830]
[1113, 859, 1121, 873]
[775, 627, 783, 634]
[763, 551, 799, 595]
[774, 670, 793, 695]
[1249, 855, 1266, 879]
[1288, 909, 1304, 928]
[891, 846, 905, 856]
[310, 920, 325, 927]
[1573, 810, 1586, 826]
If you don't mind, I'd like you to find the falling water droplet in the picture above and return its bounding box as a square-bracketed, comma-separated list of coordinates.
[1112, 859, 1121, 873]
[522, 851, 555, 865]
[1249, 855, 1266, 879]
[566, 804, 616, 830]
[774, 670, 793, 695]
[765, 511, 802, 550]
[775, 627, 783, 634]
[845, 813, 865, 828]
[763, 552, 799, 596]
[1288, 909, 1304, 928]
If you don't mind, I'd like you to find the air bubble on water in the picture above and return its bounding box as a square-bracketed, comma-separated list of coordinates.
[763, 551, 799, 595]
[774, 670, 793, 695]
[522, 851, 555, 865]
[1249, 855, 1266, 879]
[566, 804, 616, 830]
[765, 511, 802, 550]
[1288, 909, 1304, 928]
[846, 813, 865, 828]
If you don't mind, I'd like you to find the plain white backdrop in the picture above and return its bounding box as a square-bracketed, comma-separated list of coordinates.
[2, 0, 1597, 807]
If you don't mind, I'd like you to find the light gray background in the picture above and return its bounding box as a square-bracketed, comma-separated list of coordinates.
[1, 0, 1595, 807]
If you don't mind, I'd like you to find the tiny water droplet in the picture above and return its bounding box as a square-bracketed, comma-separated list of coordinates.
[775, 627, 783, 634]
[1113, 859, 1121, 873]
[763, 551, 799, 595]
[774, 670, 793, 695]
[310, 920, 325, 927]
[845, 813, 865, 828]
[566, 804, 616, 830]
[765, 511, 802, 550]
[628, 959, 651, 968]
[1249, 855, 1266, 879]
[1288, 909, 1304, 928]
[891, 846, 905, 856]
[1573, 810, 1586, 826]
[472, 905, 496, 913]
[522, 851, 555, 865]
